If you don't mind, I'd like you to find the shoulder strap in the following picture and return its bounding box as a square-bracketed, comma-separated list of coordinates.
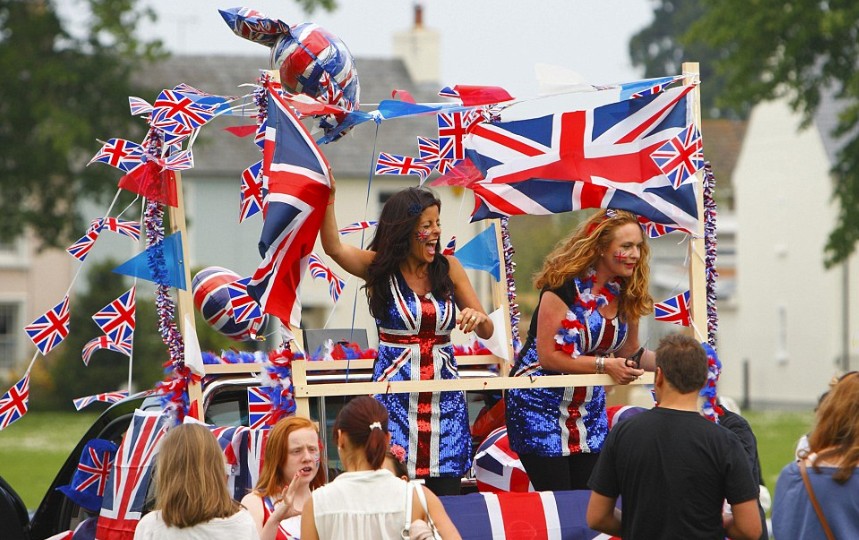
[403, 479, 420, 536]
[413, 483, 438, 533]
[799, 459, 836, 540]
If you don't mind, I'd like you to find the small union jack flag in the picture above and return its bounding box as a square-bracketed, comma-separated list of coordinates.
[82, 336, 132, 366]
[88, 138, 145, 173]
[66, 228, 101, 261]
[338, 221, 377, 236]
[25, 296, 70, 355]
[654, 290, 692, 326]
[162, 149, 194, 171]
[375, 152, 433, 181]
[438, 86, 459, 99]
[128, 96, 152, 117]
[630, 75, 684, 98]
[240, 160, 264, 223]
[150, 89, 216, 131]
[97, 218, 141, 241]
[308, 252, 346, 302]
[442, 236, 457, 256]
[417, 136, 443, 162]
[75, 445, 115, 496]
[226, 277, 263, 323]
[92, 288, 136, 343]
[157, 122, 195, 146]
[248, 387, 273, 429]
[437, 111, 481, 160]
[435, 158, 458, 174]
[650, 124, 704, 189]
[0, 372, 30, 430]
[73, 391, 129, 411]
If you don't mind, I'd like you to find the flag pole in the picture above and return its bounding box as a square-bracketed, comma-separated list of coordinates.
[682, 61, 708, 343]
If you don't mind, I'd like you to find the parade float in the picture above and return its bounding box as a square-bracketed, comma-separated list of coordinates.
[0, 6, 724, 540]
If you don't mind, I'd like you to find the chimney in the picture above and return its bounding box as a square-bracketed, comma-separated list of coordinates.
[392, 3, 440, 85]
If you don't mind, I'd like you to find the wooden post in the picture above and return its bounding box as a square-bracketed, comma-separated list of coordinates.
[682, 62, 709, 343]
[167, 170, 203, 419]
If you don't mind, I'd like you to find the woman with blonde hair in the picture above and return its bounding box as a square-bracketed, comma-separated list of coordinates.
[506, 209, 655, 490]
[241, 416, 325, 540]
[133, 423, 257, 539]
[772, 372, 859, 539]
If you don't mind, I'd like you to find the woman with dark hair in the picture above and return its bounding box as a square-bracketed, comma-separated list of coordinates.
[133, 423, 257, 538]
[301, 396, 460, 540]
[772, 372, 859, 539]
[506, 209, 654, 490]
[241, 416, 325, 540]
[321, 184, 494, 495]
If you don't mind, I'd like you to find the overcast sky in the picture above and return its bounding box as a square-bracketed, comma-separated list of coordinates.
[59, 0, 656, 99]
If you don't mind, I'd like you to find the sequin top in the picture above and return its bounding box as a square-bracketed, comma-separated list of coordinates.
[372, 272, 472, 478]
[506, 278, 628, 457]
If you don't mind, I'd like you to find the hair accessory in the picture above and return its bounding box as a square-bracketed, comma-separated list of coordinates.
[369, 421, 382, 431]
[407, 203, 422, 217]
[390, 444, 406, 463]
[605, 208, 617, 218]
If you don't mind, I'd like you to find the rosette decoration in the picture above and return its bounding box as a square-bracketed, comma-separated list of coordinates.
[554, 270, 620, 358]
[257, 348, 303, 425]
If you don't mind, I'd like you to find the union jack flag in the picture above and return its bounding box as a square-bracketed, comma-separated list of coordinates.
[442, 236, 457, 256]
[654, 290, 691, 326]
[82, 336, 132, 366]
[240, 160, 264, 223]
[247, 426, 269, 488]
[226, 277, 263, 323]
[156, 122, 194, 147]
[473, 426, 533, 493]
[650, 124, 704, 189]
[128, 96, 152, 117]
[150, 89, 216, 131]
[75, 445, 115, 496]
[0, 372, 30, 430]
[417, 136, 444, 162]
[92, 288, 136, 343]
[435, 158, 458, 174]
[628, 75, 684, 99]
[438, 86, 460, 99]
[375, 152, 433, 181]
[338, 221, 377, 236]
[25, 296, 70, 355]
[96, 410, 168, 540]
[308, 252, 346, 302]
[88, 139, 145, 173]
[438, 111, 482, 160]
[66, 228, 101, 261]
[73, 391, 129, 411]
[208, 424, 250, 500]
[162, 149, 194, 171]
[248, 387, 273, 429]
[97, 218, 141, 241]
[639, 219, 676, 238]
[246, 83, 332, 332]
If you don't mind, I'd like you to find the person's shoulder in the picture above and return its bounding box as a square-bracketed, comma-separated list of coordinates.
[133, 511, 163, 537]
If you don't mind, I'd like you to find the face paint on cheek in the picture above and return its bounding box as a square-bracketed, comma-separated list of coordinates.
[416, 230, 430, 242]
[613, 250, 627, 263]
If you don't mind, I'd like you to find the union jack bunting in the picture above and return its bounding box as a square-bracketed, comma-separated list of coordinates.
[82, 336, 132, 366]
[438, 111, 482, 160]
[66, 228, 101, 261]
[0, 372, 30, 430]
[87, 138, 145, 173]
[240, 160, 264, 223]
[150, 89, 216, 131]
[248, 387, 273, 429]
[92, 288, 136, 343]
[650, 124, 704, 189]
[96, 410, 169, 540]
[375, 152, 433, 181]
[654, 290, 691, 326]
[442, 236, 457, 256]
[25, 296, 70, 355]
[226, 277, 263, 323]
[73, 391, 129, 411]
[338, 221, 377, 236]
[96, 218, 141, 241]
[128, 96, 152, 117]
[308, 252, 346, 302]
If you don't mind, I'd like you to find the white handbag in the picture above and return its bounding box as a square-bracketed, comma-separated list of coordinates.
[402, 480, 442, 540]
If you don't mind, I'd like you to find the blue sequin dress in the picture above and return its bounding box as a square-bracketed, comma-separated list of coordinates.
[506, 278, 628, 457]
[373, 273, 472, 478]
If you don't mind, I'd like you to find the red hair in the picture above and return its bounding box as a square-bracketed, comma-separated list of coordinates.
[253, 416, 325, 496]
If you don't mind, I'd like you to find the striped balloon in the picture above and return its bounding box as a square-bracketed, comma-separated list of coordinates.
[192, 266, 268, 341]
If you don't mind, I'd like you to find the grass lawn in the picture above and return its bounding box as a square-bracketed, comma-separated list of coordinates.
[0, 411, 98, 510]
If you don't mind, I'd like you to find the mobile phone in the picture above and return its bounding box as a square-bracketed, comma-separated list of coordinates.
[626, 347, 645, 368]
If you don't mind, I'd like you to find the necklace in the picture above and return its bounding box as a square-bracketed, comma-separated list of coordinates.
[555, 268, 621, 358]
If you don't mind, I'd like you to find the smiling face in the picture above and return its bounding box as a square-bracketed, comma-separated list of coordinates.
[596, 222, 644, 279]
[410, 205, 441, 264]
[283, 427, 320, 487]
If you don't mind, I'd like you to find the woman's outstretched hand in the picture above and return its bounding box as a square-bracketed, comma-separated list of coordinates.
[456, 308, 487, 333]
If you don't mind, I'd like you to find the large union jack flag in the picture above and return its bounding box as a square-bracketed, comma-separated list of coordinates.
[25, 296, 71, 355]
[247, 387, 273, 429]
[375, 152, 434, 181]
[240, 160, 264, 223]
[88, 138, 145, 173]
[308, 252, 346, 302]
[92, 288, 136, 343]
[73, 391, 129, 411]
[650, 124, 704, 189]
[464, 86, 700, 232]
[96, 410, 168, 540]
[654, 290, 691, 326]
[0, 372, 30, 430]
[247, 83, 332, 333]
[81, 336, 132, 366]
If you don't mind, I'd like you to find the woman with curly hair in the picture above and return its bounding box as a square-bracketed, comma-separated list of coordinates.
[321, 183, 493, 495]
[505, 209, 655, 490]
[772, 372, 859, 539]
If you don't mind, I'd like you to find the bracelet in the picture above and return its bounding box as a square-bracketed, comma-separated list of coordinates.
[595, 355, 606, 374]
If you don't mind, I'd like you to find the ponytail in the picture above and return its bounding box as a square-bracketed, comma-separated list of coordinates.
[333, 396, 390, 470]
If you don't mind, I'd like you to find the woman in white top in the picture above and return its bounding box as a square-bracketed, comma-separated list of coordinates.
[301, 396, 461, 540]
[133, 423, 258, 539]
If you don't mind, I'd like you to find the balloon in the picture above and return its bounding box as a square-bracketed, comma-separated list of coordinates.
[192, 266, 267, 341]
[219, 8, 360, 138]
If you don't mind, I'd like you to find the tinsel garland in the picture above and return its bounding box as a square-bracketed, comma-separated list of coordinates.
[702, 162, 719, 348]
[253, 73, 269, 151]
[499, 218, 522, 353]
[258, 348, 302, 426]
[554, 270, 620, 358]
[700, 342, 724, 422]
